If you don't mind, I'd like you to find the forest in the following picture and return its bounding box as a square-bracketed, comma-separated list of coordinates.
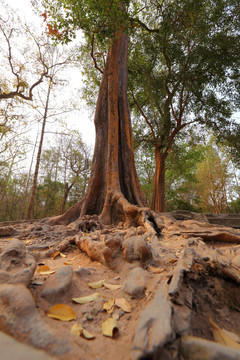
[0, 0, 239, 223]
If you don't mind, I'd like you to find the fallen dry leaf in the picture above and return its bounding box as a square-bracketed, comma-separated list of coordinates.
[71, 323, 83, 336]
[82, 329, 95, 340]
[31, 279, 44, 286]
[51, 251, 60, 259]
[37, 265, 50, 272]
[102, 318, 119, 337]
[36, 265, 56, 275]
[72, 292, 100, 304]
[88, 279, 105, 289]
[103, 282, 121, 290]
[149, 265, 165, 274]
[115, 298, 132, 313]
[210, 317, 240, 350]
[64, 262, 73, 265]
[103, 298, 115, 314]
[60, 252, 67, 258]
[169, 259, 177, 263]
[47, 304, 77, 321]
[71, 323, 95, 340]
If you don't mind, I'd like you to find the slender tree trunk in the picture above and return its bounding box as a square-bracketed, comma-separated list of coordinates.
[27, 79, 52, 219]
[60, 182, 74, 214]
[151, 147, 167, 212]
[50, 31, 146, 225]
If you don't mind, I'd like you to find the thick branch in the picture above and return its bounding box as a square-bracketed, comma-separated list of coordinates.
[131, 90, 156, 142]
[91, 34, 103, 74]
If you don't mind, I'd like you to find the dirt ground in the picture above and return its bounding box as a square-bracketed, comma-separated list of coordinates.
[1, 215, 240, 359]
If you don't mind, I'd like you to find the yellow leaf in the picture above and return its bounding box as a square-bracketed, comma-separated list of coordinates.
[37, 265, 50, 272]
[82, 329, 95, 340]
[71, 323, 95, 339]
[149, 266, 165, 274]
[71, 323, 83, 336]
[64, 262, 72, 265]
[169, 259, 177, 263]
[36, 265, 52, 274]
[51, 251, 60, 259]
[72, 293, 100, 304]
[36, 265, 55, 275]
[115, 298, 132, 313]
[47, 304, 77, 321]
[103, 282, 121, 290]
[103, 298, 115, 314]
[88, 279, 105, 289]
[210, 317, 240, 350]
[60, 252, 67, 258]
[102, 318, 119, 337]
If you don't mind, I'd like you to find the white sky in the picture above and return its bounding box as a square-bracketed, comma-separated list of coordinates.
[6, 0, 96, 147]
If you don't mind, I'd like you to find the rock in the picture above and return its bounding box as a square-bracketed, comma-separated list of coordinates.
[122, 236, 152, 265]
[75, 235, 106, 264]
[171, 210, 208, 223]
[0, 226, 15, 237]
[131, 285, 174, 360]
[172, 305, 191, 336]
[74, 267, 92, 276]
[168, 248, 195, 301]
[180, 335, 240, 360]
[123, 267, 147, 299]
[0, 284, 71, 356]
[103, 235, 123, 268]
[0, 331, 57, 360]
[68, 215, 103, 233]
[0, 239, 37, 287]
[41, 266, 73, 302]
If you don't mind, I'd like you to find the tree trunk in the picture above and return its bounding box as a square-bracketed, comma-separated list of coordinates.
[27, 79, 51, 219]
[151, 147, 167, 212]
[50, 31, 146, 225]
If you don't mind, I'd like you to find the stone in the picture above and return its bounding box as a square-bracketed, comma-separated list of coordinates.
[168, 248, 195, 299]
[131, 285, 174, 360]
[75, 235, 106, 264]
[172, 305, 191, 336]
[0, 284, 71, 356]
[0, 239, 37, 287]
[103, 235, 123, 268]
[74, 267, 92, 276]
[180, 335, 240, 360]
[0, 331, 57, 360]
[123, 267, 147, 299]
[41, 266, 73, 302]
[0, 226, 15, 237]
[122, 236, 152, 265]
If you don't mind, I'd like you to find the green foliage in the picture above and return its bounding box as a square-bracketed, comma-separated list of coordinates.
[34, 178, 64, 218]
[129, 0, 240, 150]
[195, 138, 232, 213]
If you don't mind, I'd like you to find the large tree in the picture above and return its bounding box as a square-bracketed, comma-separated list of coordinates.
[39, 0, 239, 225]
[39, 0, 152, 226]
[128, 0, 240, 212]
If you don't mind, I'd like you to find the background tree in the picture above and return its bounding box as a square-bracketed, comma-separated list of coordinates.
[38, 0, 153, 226]
[128, 0, 240, 212]
[0, 3, 50, 101]
[26, 42, 71, 219]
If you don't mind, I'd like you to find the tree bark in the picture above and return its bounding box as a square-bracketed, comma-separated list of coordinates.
[151, 147, 167, 212]
[27, 79, 52, 219]
[50, 31, 146, 225]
